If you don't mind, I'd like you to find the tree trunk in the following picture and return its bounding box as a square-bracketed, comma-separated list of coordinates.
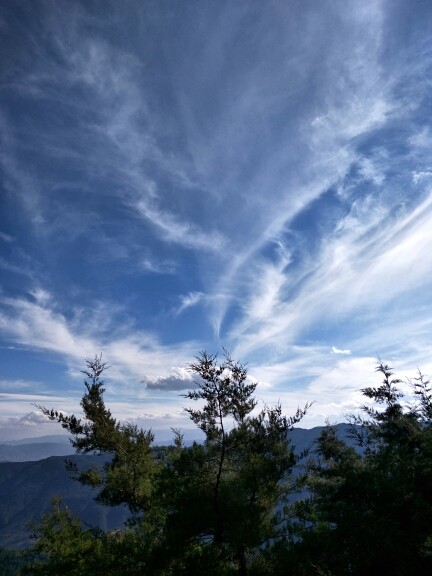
[236, 545, 247, 576]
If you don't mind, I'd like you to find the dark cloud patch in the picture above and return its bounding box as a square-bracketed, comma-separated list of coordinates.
[142, 375, 198, 391]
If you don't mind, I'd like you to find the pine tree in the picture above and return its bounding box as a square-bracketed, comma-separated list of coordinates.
[160, 351, 310, 574]
[28, 352, 310, 575]
[285, 361, 432, 576]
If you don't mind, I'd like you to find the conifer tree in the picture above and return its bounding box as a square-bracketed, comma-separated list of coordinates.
[28, 352, 310, 575]
[284, 362, 432, 576]
[160, 351, 310, 574]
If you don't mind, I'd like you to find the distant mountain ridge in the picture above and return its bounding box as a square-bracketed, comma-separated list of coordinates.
[1, 424, 356, 550]
[0, 435, 74, 463]
[3, 435, 72, 446]
[0, 435, 199, 462]
[0, 442, 76, 462]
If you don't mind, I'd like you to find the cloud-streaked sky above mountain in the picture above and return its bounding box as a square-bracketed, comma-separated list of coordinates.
[1, 0, 432, 440]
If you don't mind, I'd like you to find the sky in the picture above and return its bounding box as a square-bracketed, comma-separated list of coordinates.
[1, 0, 432, 441]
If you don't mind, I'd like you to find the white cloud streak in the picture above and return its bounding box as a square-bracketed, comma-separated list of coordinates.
[0, 292, 200, 391]
[175, 291, 206, 316]
[331, 347, 352, 355]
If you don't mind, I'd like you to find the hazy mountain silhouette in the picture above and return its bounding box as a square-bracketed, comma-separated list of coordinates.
[1, 424, 356, 549]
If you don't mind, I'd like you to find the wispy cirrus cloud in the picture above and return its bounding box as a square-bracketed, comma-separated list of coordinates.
[136, 202, 225, 252]
[140, 257, 176, 275]
[175, 291, 206, 316]
[0, 290, 200, 395]
[230, 186, 432, 360]
[195, 5, 394, 339]
[0, 6, 217, 258]
[216, 16, 432, 361]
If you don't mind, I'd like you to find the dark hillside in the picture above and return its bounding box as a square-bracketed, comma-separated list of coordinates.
[0, 424, 357, 550]
[0, 454, 129, 549]
[288, 423, 358, 455]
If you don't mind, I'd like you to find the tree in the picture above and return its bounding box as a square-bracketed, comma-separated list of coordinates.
[34, 356, 165, 574]
[160, 351, 311, 574]
[23, 496, 103, 576]
[28, 354, 432, 574]
[24, 497, 151, 576]
[38, 356, 159, 514]
[0, 547, 25, 576]
[284, 361, 432, 576]
[27, 352, 310, 575]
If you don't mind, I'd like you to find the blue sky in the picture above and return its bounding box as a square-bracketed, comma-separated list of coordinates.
[1, 0, 432, 441]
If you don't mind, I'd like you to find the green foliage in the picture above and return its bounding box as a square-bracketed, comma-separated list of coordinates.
[25, 354, 432, 575]
[23, 497, 154, 576]
[39, 356, 159, 514]
[28, 352, 309, 575]
[283, 361, 432, 576]
[23, 496, 102, 576]
[0, 547, 25, 576]
[160, 351, 310, 573]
